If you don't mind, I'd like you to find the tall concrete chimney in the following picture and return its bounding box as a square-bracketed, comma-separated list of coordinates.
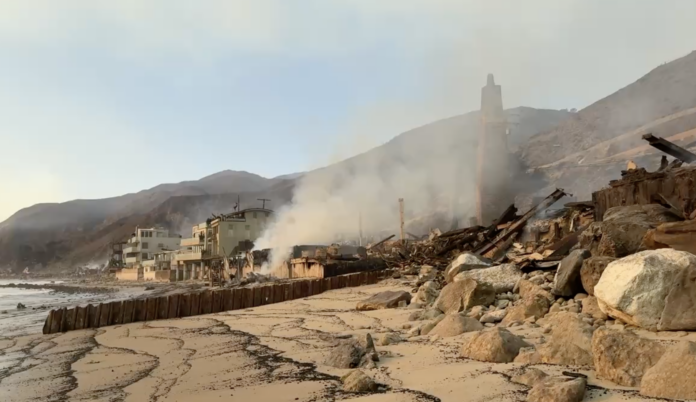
[475, 74, 512, 225]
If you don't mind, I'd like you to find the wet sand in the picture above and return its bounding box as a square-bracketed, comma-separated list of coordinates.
[0, 281, 666, 401]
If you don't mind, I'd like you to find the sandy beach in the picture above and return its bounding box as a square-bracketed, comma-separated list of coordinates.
[0, 280, 671, 402]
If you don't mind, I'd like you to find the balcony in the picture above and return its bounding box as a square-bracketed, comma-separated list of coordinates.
[181, 237, 203, 247]
[176, 251, 203, 261]
[123, 246, 139, 254]
[124, 256, 139, 264]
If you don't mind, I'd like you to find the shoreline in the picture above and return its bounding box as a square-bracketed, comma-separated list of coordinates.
[0, 280, 665, 401]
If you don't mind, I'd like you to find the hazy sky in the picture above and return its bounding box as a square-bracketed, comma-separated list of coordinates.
[1, 0, 695, 222]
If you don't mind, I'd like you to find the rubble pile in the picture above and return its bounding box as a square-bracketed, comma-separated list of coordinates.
[351, 157, 696, 400]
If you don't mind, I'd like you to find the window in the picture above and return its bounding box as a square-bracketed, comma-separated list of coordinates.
[142, 242, 149, 249]
[157, 243, 164, 248]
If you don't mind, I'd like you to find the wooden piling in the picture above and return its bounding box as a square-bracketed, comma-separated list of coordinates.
[211, 290, 223, 313]
[109, 301, 123, 326]
[190, 292, 200, 316]
[99, 303, 111, 327]
[74, 306, 87, 330]
[179, 294, 191, 317]
[145, 297, 158, 321]
[90, 304, 101, 328]
[200, 291, 212, 315]
[122, 300, 135, 324]
[133, 299, 147, 322]
[157, 296, 169, 320]
[168, 294, 179, 319]
[232, 288, 242, 310]
[222, 289, 233, 311]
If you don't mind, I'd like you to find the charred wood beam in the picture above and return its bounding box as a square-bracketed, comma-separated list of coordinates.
[492, 204, 518, 226]
[436, 232, 479, 256]
[438, 225, 484, 239]
[368, 234, 395, 250]
[476, 189, 567, 255]
[544, 225, 586, 259]
[642, 133, 696, 163]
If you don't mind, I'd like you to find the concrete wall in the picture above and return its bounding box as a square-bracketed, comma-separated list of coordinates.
[144, 270, 173, 282]
[116, 268, 140, 281]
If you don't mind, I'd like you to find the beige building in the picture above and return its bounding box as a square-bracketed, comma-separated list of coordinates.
[116, 227, 181, 281]
[176, 208, 273, 279]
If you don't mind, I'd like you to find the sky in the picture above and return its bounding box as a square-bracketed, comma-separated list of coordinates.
[1, 0, 696, 222]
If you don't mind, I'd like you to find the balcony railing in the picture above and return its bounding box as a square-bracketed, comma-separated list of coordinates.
[176, 251, 203, 261]
[123, 246, 139, 254]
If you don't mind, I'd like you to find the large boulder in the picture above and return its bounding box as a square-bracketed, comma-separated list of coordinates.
[552, 249, 591, 297]
[578, 205, 679, 258]
[594, 249, 696, 331]
[579, 256, 616, 296]
[537, 312, 594, 366]
[445, 252, 492, 283]
[325, 335, 378, 369]
[592, 327, 665, 387]
[512, 368, 548, 387]
[460, 328, 530, 363]
[342, 370, 378, 393]
[527, 378, 586, 402]
[641, 341, 696, 400]
[356, 291, 412, 311]
[428, 314, 483, 337]
[412, 281, 439, 306]
[453, 264, 523, 293]
[434, 279, 496, 315]
[518, 279, 554, 303]
[643, 220, 696, 255]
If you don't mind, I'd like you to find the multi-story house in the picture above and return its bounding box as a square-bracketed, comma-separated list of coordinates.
[122, 227, 181, 268]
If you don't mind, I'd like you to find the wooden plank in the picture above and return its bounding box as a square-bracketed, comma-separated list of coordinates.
[232, 288, 242, 310]
[212, 290, 223, 313]
[178, 294, 191, 317]
[307, 280, 314, 296]
[190, 292, 200, 316]
[262, 285, 273, 305]
[271, 284, 282, 303]
[133, 299, 147, 322]
[330, 276, 339, 289]
[109, 301, 123, 326]
[324, 278, 332, 291]
[338, 275, 347, 289]
[99, 303, 111, 327]
[200, 291, 212, 315]
[157, 296, 170, 320]
[122, 300, 134, 324]
[89, 304, 100, 328]
[222, 289, 234, 311]
[286, 282, 296, 300]
[50, 309, 63, 333]
[43, 310, 54, 334]
[168, 294, 180, 319]
[64, 308, 76, 331]
[146, 297, 158, 321]
[244, 287, 254, 308]
[74, 306, 87, 330]
[252, 287, 262, 307]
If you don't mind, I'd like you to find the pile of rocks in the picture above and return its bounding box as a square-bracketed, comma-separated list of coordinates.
[351, 204, 696, 400]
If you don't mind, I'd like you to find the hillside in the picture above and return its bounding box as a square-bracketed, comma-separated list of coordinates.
[520, 51, 696, 168]
[0, 107, 570, 270]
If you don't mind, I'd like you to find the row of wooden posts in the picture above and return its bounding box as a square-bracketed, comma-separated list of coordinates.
[43, 269, 391, 334]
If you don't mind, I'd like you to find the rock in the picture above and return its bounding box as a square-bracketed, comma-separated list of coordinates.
[422, 308, 444, 320]
[528, 275, 545, 285]
[595, 249, 696, 331]
[416, 265, 437, 285]
[406, 326, 420, 337]
[453, 264, 523, 293]
[514, 347, 541, 364]
[16, 303, 26, 310]
[434, 279, 496, 315]
[460, 328, 530, 363]
[342, 370, 378, 393]
[512, 367, 549, 387]
[413, 281, 439, 306]
[537, 312, 594, 366]
[581, 296, 608, 321]
[579, 256, 615, 296]
[467, 306, 486, 319]
[445, 252, 492, 283]
[377, 333, 402, 346]
[402, 324, 412, 330]
[518, 280, 554, 304]
[527, 377, 586, 402]
[429, 314, 483, 337]
[501, 293, 550, 325]
[641, 341, 696, 400]
[480, 309, 507, 323]
[578, 205, 679, 258]
[548, 303, 561, 314]
[430, 335, 441, 342]
[574, 293, 588, 301]
[496, 299, 510, 309]
[419, 321, 437, 336]
[592, 327, 665, 387]
[408, 311, 423, 321]
[552, 249, 591, 297]
[325, 341, 364, 369]
[407, 302, 423, 310]
[357, 291, 412, 311]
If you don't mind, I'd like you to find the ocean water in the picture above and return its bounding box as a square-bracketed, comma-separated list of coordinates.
[0, 280, 110, 337]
